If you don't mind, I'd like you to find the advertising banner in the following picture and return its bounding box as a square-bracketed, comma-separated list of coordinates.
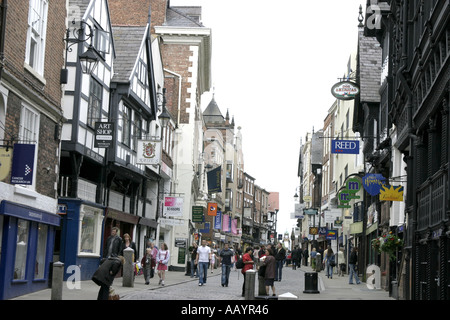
[207, 166, 222, 193]
[222, 214, 230, 232]
[231, 219, 237, 235]
[214, 211, 222, 229]
[163, 197, 183, 217]
[10, 144, 35, 185]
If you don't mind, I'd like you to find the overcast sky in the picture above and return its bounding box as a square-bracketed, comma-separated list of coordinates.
[170, 0, 365, 235]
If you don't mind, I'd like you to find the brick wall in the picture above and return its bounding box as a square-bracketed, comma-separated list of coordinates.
[109, 0, 166, 31]
[3, 0, 65, 107]
[160, 44, 193, 124]
[1, 1, 65, 199]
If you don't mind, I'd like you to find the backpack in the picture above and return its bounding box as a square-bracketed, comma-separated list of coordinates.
[235, 257, 244, 269]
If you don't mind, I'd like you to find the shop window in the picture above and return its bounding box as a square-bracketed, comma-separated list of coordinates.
[14, 219, 29, 280]
[78, 205, 103, 257]
[35, 223, 48, 279]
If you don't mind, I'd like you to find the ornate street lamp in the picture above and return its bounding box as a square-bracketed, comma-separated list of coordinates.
[157, 89, 171, 128]
[61, 20, 100, 84]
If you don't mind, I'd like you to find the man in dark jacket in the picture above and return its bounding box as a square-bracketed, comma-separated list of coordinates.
[104, 227, 122, 258]
[92, 256, 125, 300]
[274, 243, 286, 281]
[348, 247, 361, 284]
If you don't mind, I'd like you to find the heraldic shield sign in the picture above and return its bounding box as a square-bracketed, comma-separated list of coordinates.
[137, 140, 161, 165]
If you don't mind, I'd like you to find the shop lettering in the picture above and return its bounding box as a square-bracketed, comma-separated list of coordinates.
[334, 141, 357, 150]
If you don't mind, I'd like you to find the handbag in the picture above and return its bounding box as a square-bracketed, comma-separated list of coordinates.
[258, 265, 266, 277]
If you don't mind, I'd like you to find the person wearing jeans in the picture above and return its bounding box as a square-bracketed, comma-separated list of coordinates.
[219, 243, 234, 287]
[274, 243, 286, 281]
[348, 247, 361, 284]
[195, 240, 211, 286]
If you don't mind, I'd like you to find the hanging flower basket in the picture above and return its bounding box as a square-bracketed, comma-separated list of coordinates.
[371, 232, 403, 260]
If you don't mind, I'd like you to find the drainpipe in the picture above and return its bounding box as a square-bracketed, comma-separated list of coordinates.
[396, 0, 415, 300]
[0, 0, 7, 81]
[163, 68, 182, 195]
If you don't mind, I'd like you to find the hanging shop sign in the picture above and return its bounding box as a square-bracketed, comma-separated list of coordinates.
[94, 122, 114, 148]
[331, 140, 360, 154]
[10, 144, 35, 185]
[0, 147, 12, 181]
[192, 206, 204, 223]
[362, 173, 386, 196]
[163, 196, 183, 217]
[331, 81, 360, 100]
[136, 140, 161, 165]
[326, 229, 337, 240]
[379, 185, 404, 201]
[303, 208, 318, 215]
[207, 202, 218, 216]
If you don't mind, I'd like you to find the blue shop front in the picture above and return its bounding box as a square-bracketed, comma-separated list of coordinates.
[57, 198, 106, 281]
[0, 200, 60, 300]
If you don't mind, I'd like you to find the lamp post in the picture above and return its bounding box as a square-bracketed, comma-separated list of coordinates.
[157, 88, 171, 129]
[61, 19, 100, 84]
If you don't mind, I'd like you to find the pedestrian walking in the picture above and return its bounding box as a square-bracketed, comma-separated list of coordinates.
[210, 245, 217, 273]
[147, 240, 158, 279]
[219, 242, 234, 287]
[141, 248, 153, 284]
[92, 255, 125, 300]
[348, 247, 361, 284]
[310, 247, 317, 269]
[104, 227, 122, 258]
[303, 247, 309, 266]
[323, 245, 335, 279]
[274, 242, 286, 281]
[263, 248, 276, 297]
[190, 242, 198, 278]
[120, 233, 137, 262]
[156, 243, 170, 286]
[241, 247, 254, 297]
[338, 247, 346, 276]
[291, 247, 298, 270]
[196, 239, 211, 286]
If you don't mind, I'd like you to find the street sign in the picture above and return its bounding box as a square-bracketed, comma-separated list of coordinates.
[303, 208, 318, 215]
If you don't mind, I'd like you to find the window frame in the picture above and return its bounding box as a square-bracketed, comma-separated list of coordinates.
[25, 0, 48, 76]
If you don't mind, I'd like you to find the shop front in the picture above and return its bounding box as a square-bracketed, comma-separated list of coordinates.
[0, 200, 60, 300]
[57, 199, 105, 281]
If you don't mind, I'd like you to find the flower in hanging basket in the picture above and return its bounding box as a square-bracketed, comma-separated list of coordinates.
[375, 232, 403, 260]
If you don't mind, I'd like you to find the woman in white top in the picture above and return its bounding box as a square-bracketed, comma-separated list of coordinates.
[156, 243, 170, 286]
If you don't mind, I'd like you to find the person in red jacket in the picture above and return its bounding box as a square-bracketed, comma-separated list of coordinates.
[241, 247, 254, 297]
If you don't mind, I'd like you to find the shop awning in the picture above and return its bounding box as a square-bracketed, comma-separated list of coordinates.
[0, 200, 60, 226]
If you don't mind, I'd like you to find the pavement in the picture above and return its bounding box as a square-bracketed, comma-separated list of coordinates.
[10, 264, 395, 301]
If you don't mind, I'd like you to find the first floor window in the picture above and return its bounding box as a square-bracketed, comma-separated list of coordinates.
[88, 79, 103, 128]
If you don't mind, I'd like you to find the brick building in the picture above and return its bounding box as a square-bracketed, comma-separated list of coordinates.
[0, 0, 65, 299]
